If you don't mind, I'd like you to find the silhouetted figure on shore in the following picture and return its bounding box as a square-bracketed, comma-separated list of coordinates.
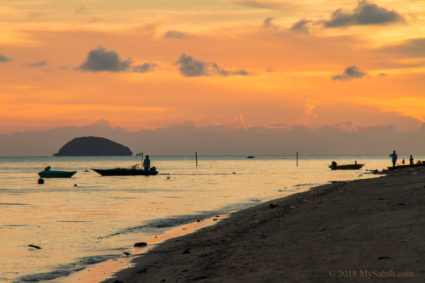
[143, 155, 151, 171]
[410, 155, 414, 166]
[389, 150, 397, 167]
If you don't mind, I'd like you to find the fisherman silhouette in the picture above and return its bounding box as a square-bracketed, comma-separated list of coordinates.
[389, 150, 397, 167]
[143, 155, 151, 171]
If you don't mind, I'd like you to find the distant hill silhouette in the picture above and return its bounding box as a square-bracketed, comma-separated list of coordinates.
[54, 136, 132, 156]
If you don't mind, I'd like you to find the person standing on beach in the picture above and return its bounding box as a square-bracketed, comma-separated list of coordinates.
[410, 155, 414, 166]
[389, 150, 398, 167]
[143, 155, 151, 171]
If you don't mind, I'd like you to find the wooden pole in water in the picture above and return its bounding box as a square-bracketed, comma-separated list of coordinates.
[296, 152, 299, 167]
[195, 152, 198, 167]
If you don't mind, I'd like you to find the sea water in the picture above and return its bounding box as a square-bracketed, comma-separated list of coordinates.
[0, 155, 406, 282]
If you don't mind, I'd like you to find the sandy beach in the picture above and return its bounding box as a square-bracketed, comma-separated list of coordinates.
[102, 167, 425, 283]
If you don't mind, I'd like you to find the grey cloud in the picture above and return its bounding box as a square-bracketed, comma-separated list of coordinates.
[230, 0, 294, 10]
[176, 53, 248, 77]
[324, 1, 404, 28]
[332, 66, 367, 81]
[175, 53, 208, 77]
[78, 46, 131, 72]
[211, 63, 227, 76]
[263, 17, 278, 29]
[164, 30, 190, 39]
[234, 70, 248, 76]
[2, 117, 423, 156]
[289, 19, 311, 33]
[132, 63, 157, 73]
[211, 63, 248, 76]
[382, 38, 425, 58]
[26, 60, 48, 68]
[0, 53, 11, 62]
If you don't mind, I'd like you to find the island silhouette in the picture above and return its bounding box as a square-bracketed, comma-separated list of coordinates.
[53, 136, 132, 156]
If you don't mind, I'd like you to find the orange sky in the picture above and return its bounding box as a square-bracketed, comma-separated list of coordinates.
[0, 0, 424, 133]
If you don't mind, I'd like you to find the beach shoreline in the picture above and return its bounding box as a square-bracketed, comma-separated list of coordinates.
[57, 215, 229, 283]
[98, 167, 425, 282]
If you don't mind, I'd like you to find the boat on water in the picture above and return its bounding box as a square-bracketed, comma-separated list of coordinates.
[38, 166, 77, 178]
[247, 156, 255, 159]
[92, 167, 158, 176]
[329, 161, 364, 170]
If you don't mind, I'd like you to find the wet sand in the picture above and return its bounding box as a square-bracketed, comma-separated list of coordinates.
[60, 217, 225, 283]
[103, 168, 425, 282]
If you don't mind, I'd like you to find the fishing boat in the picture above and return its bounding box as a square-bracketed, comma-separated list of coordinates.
[329, 162, 364, 170]
[38, 166, 77, 178]
[92, 167, 158, 176]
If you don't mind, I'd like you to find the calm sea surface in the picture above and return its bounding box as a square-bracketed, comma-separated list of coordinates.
[0, 155, 409, 282]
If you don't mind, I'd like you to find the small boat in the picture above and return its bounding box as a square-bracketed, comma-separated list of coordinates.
[38, 166, 77, 178]
[247, 156, 255, 159]
[92, 167, 158, 176]
[329, 162, 364, 170]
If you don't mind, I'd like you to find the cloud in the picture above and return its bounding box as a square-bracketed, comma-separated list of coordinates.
[164, 30, 190, 39]
[2, 117, 423, 156]
[78, 46, 131, 72]
[323, 1, 404, 28]
[381, 38, 425, 58]
[263, 17, 278, 30]
[0, 53, 11, 62]
[229, 0, 295, 10]
[132, 63, 157, 73]
[175, 53, 208, 77]
[175, 53, 248, 77]
[26, 60, 48, 68]
[289, 19, 311, 33]
[211, 63, 248, 76]
[332, 66, 367, 81]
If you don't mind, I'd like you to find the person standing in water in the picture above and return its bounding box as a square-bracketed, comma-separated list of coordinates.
[143, 155, 151, 171]
[389, 150, 398, 167]
[409, 155, 414, 166]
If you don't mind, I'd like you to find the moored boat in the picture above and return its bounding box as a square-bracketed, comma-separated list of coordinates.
[329, 162, 364, 170]
[38, 166, 77, 178]
[92, 167, 158, 176]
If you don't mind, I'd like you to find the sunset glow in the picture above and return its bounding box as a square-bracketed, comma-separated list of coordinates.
[1, 0, 424, 133]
